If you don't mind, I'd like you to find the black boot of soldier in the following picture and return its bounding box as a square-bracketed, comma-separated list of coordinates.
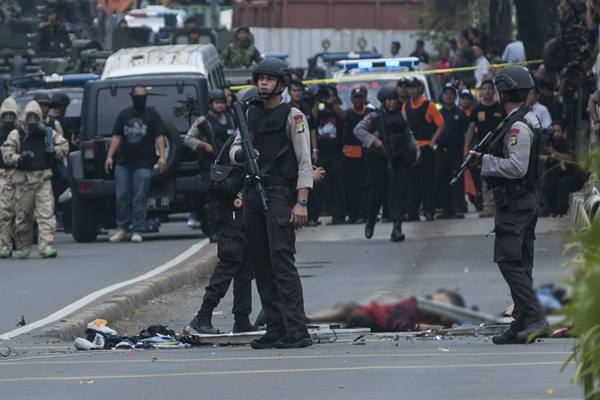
[233, 315, 256, 333]
[515, 319, 550, 344]
[251, 327, 286, 349]
[492, 320, 523, 345]
[365, 221, 375, 239]
[189, 303, 221, 335]
[390, 221, 405, 242]
[274, 329, 313, 349]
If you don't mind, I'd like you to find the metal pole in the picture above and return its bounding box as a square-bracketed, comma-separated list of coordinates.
[210, 0, 219, 28]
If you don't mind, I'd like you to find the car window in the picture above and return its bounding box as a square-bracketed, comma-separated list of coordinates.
[12, 88, 83, 118]
[96, 84, 199, 136]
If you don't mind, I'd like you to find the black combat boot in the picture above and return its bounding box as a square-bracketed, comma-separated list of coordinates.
[274, 329, 313, 349]
[189, 303, 220, 335]
[515, 319, 550, 344]
[390, 221, 405, 242]
[251, 327, 285, 349]
[233, 315, 256, 333]
[365, 222, 375, 239]
[492, 320, 523, 345]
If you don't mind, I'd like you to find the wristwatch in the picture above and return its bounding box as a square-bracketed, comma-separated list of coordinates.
[297, 198, 308, 207]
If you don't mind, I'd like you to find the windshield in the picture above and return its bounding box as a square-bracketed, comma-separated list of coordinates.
[336, 77, 430, 108]
[12, 88, 83, 118]
[96, 84, 199, 136]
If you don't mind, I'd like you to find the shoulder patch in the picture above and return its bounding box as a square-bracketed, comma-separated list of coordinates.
[508, 127, 519, 145]
[293, 114, 305, 134]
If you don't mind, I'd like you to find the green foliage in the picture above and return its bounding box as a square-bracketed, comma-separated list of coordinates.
[564, 144, 600, 398]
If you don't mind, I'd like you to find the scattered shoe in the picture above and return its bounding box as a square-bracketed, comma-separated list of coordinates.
[251, 330, 285, 349]
[131, 233, 143, 243]
[40, 246, 57, 259]
[0, 249, 11, 259]
[515, 320, 550, 344]
[109, 228, 129, 242]
[15, 250, 30, 259]
[273, 330, 313, 349]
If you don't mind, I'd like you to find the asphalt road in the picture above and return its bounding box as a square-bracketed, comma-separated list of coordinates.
[0, 223, 207, 337]
[0, 215, 581, 399]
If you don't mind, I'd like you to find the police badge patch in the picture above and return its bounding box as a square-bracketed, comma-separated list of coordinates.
[293, 114, 305, 134]
[508, 127, 519, 145]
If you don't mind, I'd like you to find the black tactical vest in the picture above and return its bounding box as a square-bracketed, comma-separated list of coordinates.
[0, 122, 15, 169]
[486, 105, 541, 191]
[17, 127, 53, 171]
[205, 113, 235, 155]
[379, 109, 414, 166]
[405, 99, 436, 141]
[248, 102, 298, 183]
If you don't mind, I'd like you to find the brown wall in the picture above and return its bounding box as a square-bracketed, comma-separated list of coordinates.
[233, 0, 426, 30]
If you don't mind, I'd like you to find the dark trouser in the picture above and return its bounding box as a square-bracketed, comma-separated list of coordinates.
[344, 156, 364, 221]
[541, 173, 585, 215]
[493, 190, 544, 325]
[201, 204, 253, 317]
[365, 152, 408, 227]
[435, 147, 464, 215]
[407, 146, 436, 218]
[244, 185, 307, 333]
[309, 154, 345, 223]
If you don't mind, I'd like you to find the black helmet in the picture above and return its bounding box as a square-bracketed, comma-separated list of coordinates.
[208, 89, 226, 103]
[351, 85, 368, 98]
[494, 65, 535, 92]
[51, 92, 70, 108]
[397, 77, 409, 87]
[32, 92, 51, 106]
[252, 57, 292, 87]
[407, 77, 423, 87]
[377, 87, 399, 102]
[442, 83, 457, 96]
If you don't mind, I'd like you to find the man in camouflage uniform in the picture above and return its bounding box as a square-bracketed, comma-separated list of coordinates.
[0, 97, 19, 258]
[220, 27, 263, 68]
[1, 101, 68, 259]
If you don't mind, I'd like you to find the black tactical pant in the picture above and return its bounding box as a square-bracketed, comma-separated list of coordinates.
[244, 185, 307, 333]
[407, 145, 436, 218]
[435, 147, 464, 215]
[344, 156, 365, 222]
[365, 152, 408, 227]
[309, 154, 345, 223]
[493, 189, 544, 325]
[202, 204, 253, 317]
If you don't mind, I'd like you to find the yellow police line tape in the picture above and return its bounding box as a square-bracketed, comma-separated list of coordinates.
[230, 59, 544, 91]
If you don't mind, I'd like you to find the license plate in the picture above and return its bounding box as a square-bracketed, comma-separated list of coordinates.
[147, 196, 170, 210]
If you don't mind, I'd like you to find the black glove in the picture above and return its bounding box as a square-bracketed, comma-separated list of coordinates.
[17, 151, 34, 168]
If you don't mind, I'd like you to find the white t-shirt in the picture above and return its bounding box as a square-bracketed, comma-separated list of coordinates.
[502, 41, 526, 63]
[474, 56, 490, 88]
[532, 102, 552, 129]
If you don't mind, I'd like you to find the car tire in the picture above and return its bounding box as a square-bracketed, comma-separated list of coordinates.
[152, 121, 182, 183]
[71, 192, 98, 243]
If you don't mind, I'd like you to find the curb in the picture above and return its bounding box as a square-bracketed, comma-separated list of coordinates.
[42, 245, 218, 341]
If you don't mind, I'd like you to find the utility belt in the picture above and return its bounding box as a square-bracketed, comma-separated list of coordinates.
[244, 174, 295, 189]
[492, 182, 532, 208]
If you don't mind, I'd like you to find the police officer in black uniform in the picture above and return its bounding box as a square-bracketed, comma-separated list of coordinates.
[185, 89, 255, 334]
[230, 58, 314, 349]
[354, 87, 417, 241]
[470, 65, 549, 344]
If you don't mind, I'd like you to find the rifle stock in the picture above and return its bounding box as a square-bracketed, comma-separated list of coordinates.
[233, 101, 269, 211]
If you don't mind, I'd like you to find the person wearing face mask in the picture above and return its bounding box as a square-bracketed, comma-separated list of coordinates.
[104, 84, 167, 244]
[32, 92, 64, 139]
[1, 101, 68, 259]
[0, 97, 19, 258]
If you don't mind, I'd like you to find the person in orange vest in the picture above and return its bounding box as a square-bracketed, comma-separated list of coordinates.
[402, 78, 445, 221]
[342, 86, 369, 224]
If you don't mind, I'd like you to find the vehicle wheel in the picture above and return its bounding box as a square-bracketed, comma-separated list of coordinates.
[71, 192, 98, 243]
[152, 121, 182, 183]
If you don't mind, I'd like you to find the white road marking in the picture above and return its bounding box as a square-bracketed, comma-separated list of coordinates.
[0, 239, 209, 340]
